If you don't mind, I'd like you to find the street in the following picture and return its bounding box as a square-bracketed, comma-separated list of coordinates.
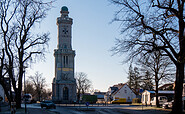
[22, 103, 171, 114]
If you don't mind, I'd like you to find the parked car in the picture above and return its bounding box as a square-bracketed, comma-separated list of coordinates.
[151, 96, 167, 106]
[162, 100, 174, 109]
[40, 100, 56, 109]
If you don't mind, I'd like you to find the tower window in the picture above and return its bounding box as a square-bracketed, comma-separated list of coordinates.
[63, 87, 68, 100]
[63, 56, 69, 67]
[63, 44, 67, 49]
[63, 28, 68, 34]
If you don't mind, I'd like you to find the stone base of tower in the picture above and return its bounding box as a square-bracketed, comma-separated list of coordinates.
[52, 81, 77, 104]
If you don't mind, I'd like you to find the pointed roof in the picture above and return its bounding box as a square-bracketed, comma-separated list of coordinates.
[113, 83, 126, 89]
[112, 83, 127, 95]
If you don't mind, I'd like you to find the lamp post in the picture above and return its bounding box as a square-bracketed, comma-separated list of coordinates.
[24, 70, 27, 113]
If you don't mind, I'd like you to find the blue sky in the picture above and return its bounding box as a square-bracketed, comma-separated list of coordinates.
[28, 0, 129, 92]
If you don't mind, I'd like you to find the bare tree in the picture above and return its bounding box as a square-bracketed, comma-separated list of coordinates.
[0, 0, 53, 108]
[29, 71, 46, 101]
[110, 0, 184, 112]
[42, 89, 52, 100]
[25, 79, 51, 101]
[75, 72, 92, 102]
[25, 80, 35, 96]
[138, 51, 175, 107]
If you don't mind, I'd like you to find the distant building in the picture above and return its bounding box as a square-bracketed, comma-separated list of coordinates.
[142, 90, 174, 105]
[105, 83, 136, 103]
[93, 92, 106, 103]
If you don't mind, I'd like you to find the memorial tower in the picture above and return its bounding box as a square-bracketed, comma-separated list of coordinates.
[52, 6, 76, 103]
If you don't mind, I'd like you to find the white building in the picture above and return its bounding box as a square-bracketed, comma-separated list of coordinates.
[106, 83, 136, 103]
[142, 90, 174, 105]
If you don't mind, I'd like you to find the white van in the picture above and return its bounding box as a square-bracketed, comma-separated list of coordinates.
[151, 96, 167, 106]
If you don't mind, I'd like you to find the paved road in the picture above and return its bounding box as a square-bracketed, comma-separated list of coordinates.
[20, 103, 171, 114]
[0, 103, 172, 114]
[54, 107, 170, 114]
[27, 108, 56, 114]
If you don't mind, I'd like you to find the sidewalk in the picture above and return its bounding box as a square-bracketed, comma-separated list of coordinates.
[122, 105, 171, 111]
[0, 108, 25, 114]
[0, 108, 58, 114]
[0, 102, 10, 112]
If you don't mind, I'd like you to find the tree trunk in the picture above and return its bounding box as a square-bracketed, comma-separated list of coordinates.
[16, 67, 23, 109]
[16, 89, 22, 109]
[172, 63, 184, 113]
[172, 1, 185, 113]
[39, 91, 41, 101]
[15, 86, 22, 109]
[77, 92, 80, 103]
[155, 81, 160, 107]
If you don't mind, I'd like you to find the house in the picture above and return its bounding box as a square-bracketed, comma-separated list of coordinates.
[105, 83, 123, 102]
[92, 92, 106, 103]
[142, 90, 174, 105]
[111, 83, 136, 102]
[105, 85, 120, 102]
[105, 83, 136, 103]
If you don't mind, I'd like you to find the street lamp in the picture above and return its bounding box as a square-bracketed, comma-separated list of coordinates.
[23, 70, 27, 113]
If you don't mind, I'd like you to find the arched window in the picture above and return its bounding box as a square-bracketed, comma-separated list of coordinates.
[63, 87, 68, 100]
